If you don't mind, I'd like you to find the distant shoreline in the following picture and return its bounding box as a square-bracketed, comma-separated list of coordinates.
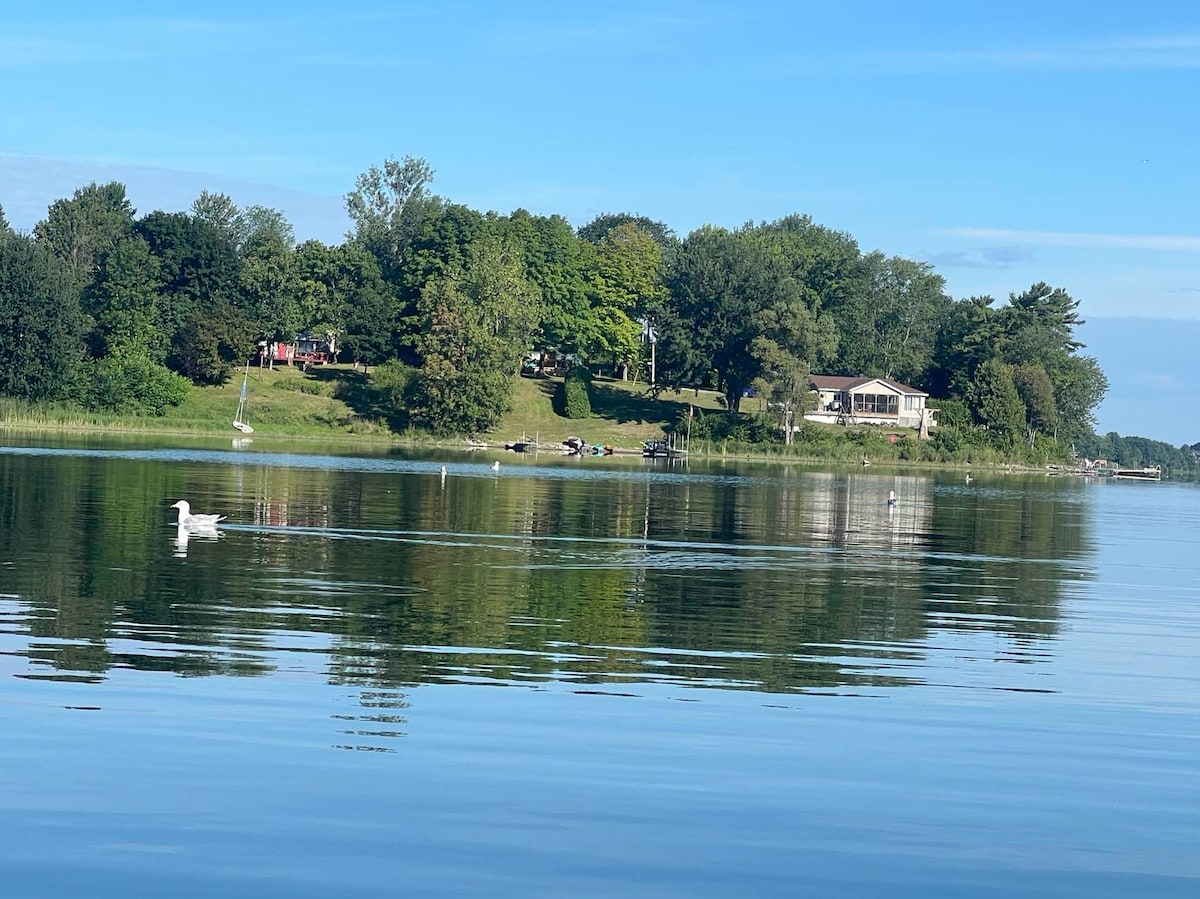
[0, 419, 1073, 477]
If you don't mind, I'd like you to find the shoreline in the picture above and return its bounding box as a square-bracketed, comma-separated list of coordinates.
[0, 418, 1076, 476]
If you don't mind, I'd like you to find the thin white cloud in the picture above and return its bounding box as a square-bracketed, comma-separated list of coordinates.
[293, 53, 415, 69]
[946, 228, 1200, 253]
[0, 18, 253, 67]
[486, 12, 716, 59]
[0, 37, 132, 67]
[787, 33, 1200, 74]
[926, 244, 1034, 269]
[0, 155, 349, 244]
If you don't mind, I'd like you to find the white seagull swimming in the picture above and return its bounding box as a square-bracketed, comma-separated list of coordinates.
[170, 500, 226, 529]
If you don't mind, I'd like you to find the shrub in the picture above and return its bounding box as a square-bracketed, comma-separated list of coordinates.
[934, 397, 972, 429]
[557, 366, 592, 419]
[86, 356, 191, 415]
[168, 309, 254, 386]
[368, 359, 413, 407]
[673, 408, 780, 445]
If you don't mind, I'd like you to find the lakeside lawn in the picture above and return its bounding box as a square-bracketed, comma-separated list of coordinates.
[0, 363, 386, 440]
[0, 364, 728, 448]
[0, 364, 1023, 467]
[494, 374, 727, 447]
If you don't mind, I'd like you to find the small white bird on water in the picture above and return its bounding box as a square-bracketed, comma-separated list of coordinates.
[887, 489, 897, 507]
[170, 500, 226, 529]
[491, 460, 500, 471]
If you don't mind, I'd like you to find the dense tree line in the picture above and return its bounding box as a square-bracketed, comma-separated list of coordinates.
[1074, 433, 1199, 477]
[0, 157, 1108, 451]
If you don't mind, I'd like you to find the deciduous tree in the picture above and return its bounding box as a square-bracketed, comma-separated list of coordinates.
[836, 253, 949, 384]
[408, 233, 541, 433]
[1051, 354, 1108, 441]
[969, 359, 1025, 440]
[589, 222, 668, 377]
[658, 226, 833, 419]
[1013, 363, 1058, 444]
[501, 210, 594, 357]
[34, 182, 135, 286]
[346, 156, 439, 281]
[0, 234, 86, 401]
[84, 235, 165, 361]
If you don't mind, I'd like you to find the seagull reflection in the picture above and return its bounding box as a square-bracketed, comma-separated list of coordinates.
[172, 523, 221, 558]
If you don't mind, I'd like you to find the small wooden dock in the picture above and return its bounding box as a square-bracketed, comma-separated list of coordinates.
[1106, 465, 1162, 481]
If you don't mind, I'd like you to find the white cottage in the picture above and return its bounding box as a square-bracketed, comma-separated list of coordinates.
[805, 375, 936, 430]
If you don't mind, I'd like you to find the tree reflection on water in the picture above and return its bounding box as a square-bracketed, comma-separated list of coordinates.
[0, 448, 1092, 707]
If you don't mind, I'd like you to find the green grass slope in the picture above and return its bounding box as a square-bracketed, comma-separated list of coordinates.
[494, 375, 726, 446]
[0, 365, 725, 447]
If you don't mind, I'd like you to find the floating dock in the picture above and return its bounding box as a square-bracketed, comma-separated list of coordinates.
[1105, 465, 1162, 481]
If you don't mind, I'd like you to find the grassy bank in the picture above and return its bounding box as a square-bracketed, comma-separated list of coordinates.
[0, 364, 393, 441]
[0, 364, 1063, 470]
[494, 375, 727, 446]
[0, 366, 712, 446]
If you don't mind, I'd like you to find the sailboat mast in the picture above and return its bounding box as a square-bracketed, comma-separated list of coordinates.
[232, 359, 255, 433]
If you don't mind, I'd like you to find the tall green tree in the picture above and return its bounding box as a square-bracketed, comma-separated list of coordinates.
[658, 226, 834, 418]
[1012, 362, 1058, 444]
[997, 282, 1083, 364]
[928, 295, 998, 399]
[834, 253, 950, 384]
[240, 205, 295, 258]
[753, 214, 863, 315]
[578, 213, 678, 264]
[240, 246, 299, 341]
[589, 222, 668, 377]
[346, 156, 439, 281]
[499, 210, 594, 357]
[969, 359, 1025, 440]
[191, 191, 242, 248]
[136, 211, 247, 383]
[1052, 354, 1108, 441]
[135, 211, 241, 310]
[33, 182, 135, 286]
[996, 283, 1105, 441]
[80, 235, 190, 415]
[409, 233, 541, 433]
[0, 203, 11, 236]
[336, 246, 395, 369]
[84, 235, 165, 361]
[0, 234, 85, 401]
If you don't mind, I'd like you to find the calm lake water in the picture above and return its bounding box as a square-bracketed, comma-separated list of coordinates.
[0, 437, 1197, 897]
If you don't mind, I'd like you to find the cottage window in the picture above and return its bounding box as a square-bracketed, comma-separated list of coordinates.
[904, 395, 920, 411]
[853, 393, 898, 415]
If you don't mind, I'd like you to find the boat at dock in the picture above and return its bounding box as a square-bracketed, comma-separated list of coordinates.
[642, 437, 688, 459]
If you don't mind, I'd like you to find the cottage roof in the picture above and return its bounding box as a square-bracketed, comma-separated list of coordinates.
[809, 374, 928, 397]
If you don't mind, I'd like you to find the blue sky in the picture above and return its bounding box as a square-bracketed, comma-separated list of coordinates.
[2, 0, 1198, 442]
